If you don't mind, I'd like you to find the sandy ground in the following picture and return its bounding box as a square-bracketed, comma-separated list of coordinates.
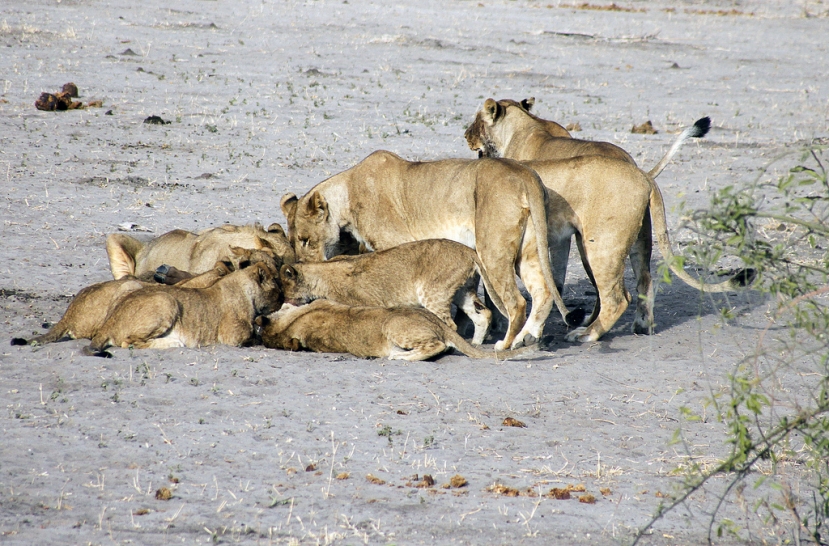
[1, 0, 828, 544]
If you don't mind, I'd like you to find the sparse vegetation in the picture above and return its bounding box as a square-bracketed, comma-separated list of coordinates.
[636, 147, 829, 544]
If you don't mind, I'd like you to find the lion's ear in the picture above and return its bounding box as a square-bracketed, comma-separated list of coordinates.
[266, 223, 286, 236]
[257, 236, 275, 250]
[280, 264, 296, 281]
[256, 263, 270, 283]
[482, 98, 503, 125]
[280, 194, 298, 223]
[521, 97, 535, 111]
[306, 191, 328, 220]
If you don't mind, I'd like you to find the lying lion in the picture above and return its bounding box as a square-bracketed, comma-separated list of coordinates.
[281, 151, 575, 350]
[258, 300, 534, 361]
[154, 246, 280, 285]
[82, 262, 282, 356]
[11, 247, 277, 348]
[280, 239, 506, 345]
[106, 222, 295, 280]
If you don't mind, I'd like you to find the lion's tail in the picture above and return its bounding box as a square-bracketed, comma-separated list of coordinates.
[11, 322, 72, 347]
[443, 325, 535, 360]
[649, 177, 756, 293]
[472, 256, 508, 319]
[647, 117, 711, 179]
[525, 168, 574, 324]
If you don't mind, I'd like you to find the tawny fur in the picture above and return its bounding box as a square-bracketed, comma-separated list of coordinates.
[464, 98, 741, 341]
[106, 222, 295, 280]
[280, 239, 508, 345]
[465, 97, 634, 164]
[280, 151, 569, 350]
[260, 300, 534, 361]
[11, 262, 234, 347]
[85, 262, 283, 353]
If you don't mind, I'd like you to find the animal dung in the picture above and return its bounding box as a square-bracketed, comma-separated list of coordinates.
[34, 83, 103, 111]
[502, 416, 527, 428]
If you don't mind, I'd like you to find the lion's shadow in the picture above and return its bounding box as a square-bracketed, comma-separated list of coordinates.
[541, 266, 770, 344]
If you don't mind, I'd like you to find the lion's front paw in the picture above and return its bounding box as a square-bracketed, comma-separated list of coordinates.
[565, 327, 598, 343]
[512, 333, 536, 349]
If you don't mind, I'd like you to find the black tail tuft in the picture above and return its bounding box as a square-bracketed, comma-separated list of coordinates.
[691, 117, 711, 139]
[83, 346, 113, 358]
[732, 268, 757, 287]
[565, 307, 587, 327]
[10, 337, 28, 346]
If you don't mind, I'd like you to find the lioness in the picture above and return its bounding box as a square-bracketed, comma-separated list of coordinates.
[106, 222, 295, 280]
[464, 97, 636, 165]
[528, 156, 753, 342]
[280, 239, 507, 345]
[258, 300, 533, 361]
[10, 247, 277, 347]
[83, 262, 282, 355]
[154, 246, 280, 285]
[280, 151, 573, 350]
[465, 97, 724, 338]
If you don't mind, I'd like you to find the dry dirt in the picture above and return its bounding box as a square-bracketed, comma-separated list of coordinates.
[1, 0, 828, 544]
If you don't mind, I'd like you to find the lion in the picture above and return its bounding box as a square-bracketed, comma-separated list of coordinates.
[10, 247, 277, 348]
[82, 262, 282, 356]
[280, 151, 575, 350]
[465, 97, 728, 339]
[154, 246, 280, 285]
[464, 97, 636, 165]
[279, 239, 508, 345]
[258, 299, 534, 361]
[527, 155, 754, 342]
[106, 222, 295, 281]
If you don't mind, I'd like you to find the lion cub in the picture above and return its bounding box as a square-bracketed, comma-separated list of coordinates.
[106, 222, 295, 280]
[259, 300, 533, 361]
[10, 261, 235, 348]
[83, 262, 282, 355]
[279, 239, 505, 345]
[11, 247, 279, 348]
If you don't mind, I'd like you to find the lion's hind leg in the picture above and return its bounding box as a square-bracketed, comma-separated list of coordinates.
[384, 313, 449, 361]
[91, 292, 181, 351]
[566, 235, 631, 343]
[514, 225, 555, 349]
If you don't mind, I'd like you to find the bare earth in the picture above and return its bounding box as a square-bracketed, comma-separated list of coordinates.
[1, 0, 827, 544]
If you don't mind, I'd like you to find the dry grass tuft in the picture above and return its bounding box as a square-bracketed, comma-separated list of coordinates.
[415, 475, 435, 488]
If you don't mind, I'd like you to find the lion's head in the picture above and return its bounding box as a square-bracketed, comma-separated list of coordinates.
[464, 97, 570, 158]
[280, 192, 340, 262]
